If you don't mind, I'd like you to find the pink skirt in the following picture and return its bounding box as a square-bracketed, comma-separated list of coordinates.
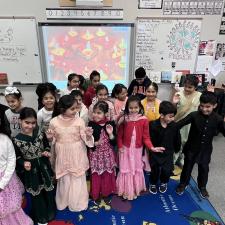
[116, 129, 146, 200]
[0, 172, 33, 225]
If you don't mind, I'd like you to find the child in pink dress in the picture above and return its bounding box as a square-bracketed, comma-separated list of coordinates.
[88, 101, 117, 204]
[0, 130, 33, 225]
[47, 95, 94, 212]
[117, 96, 164, 200]
[88, 84, 115, 121]
[111, 83, 128, 122]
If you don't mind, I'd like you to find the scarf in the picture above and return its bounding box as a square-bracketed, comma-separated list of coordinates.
[174, 91, 199, 122]
[94, 118, 108, 125]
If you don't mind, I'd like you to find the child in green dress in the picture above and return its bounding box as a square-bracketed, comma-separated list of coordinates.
[13, 107, 56, 225]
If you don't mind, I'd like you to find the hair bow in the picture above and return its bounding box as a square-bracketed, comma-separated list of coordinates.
[5, 86, 19, 96]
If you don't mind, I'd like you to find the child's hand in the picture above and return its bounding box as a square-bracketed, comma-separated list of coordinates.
[172, 93, 180, 104]
[95, 140, 102, 146]
[24, 161, 31, 171]
[119, 147, 124, 153]
[120, 109, 125, 116]
[207, 84, 215, 92]
[46, 129, 54, 140]
[150, 147, 165, 153]
[106, 124, 113, 135]
[85, 127, 93, 137]
[42, 151, 51, 157]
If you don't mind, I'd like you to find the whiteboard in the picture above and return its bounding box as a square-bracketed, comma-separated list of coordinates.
[135, 18, 202, 74]
[0, 17, 42, 84]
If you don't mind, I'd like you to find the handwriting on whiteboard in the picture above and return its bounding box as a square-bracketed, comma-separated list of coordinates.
[0, 28, 14, 43]
[0, 45, 26, 62]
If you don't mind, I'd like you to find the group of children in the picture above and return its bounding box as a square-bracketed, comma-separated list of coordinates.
[0, 67, 225, 225]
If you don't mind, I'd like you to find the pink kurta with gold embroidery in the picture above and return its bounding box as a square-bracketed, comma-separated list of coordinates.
[49, 115, 93, 179]
[49, 115, 94, 211]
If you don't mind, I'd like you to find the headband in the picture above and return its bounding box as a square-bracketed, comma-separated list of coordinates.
[5, 86, 20, 96]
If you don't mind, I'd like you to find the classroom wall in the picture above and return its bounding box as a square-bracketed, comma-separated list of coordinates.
[0, 85, 38, 110]
[0, 0, 224, 110]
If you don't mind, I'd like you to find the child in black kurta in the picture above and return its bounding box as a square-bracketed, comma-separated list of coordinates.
[13, 107, 56, 225]
[176, 91, 225, 198]
[149, 101, 181, 194]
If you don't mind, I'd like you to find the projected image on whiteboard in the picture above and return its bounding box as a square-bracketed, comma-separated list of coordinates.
[41, 25, 132, 90]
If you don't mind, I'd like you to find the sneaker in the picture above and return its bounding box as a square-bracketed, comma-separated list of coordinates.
[149, 185, 157, 194]
[199, 187, 209, 199]
[103, 196, 111, 205]
[120, 196, 127, 201]
[175, 184, 187, 195]
[159, 183, 167, 193]
[93, 199, 101, 205]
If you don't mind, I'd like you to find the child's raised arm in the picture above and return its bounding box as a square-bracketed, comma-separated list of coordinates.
[176, 111, 194, 129]
[106, 121, 117, 146]
[172, 92, 181, 105]
[80, 119, 94, 148]
[142, 119, 154, 150]
[46, 128, 55, 142]
[46, 118, 57, 142]
[147, 120, 165, 153]
[174, 126, 181, 153]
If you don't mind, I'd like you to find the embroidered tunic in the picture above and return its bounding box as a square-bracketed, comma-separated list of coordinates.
[13, 129, 54, 196]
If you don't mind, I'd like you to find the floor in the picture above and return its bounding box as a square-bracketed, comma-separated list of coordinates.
[192, 134, 225, 222]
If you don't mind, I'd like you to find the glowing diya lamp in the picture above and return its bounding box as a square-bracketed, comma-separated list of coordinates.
[51, 48, 65, 56]
[96, 28, 106, 37]
[81, 41, 95, 59]
[68, 28, 78, 37]
[82, 30, 94, 41]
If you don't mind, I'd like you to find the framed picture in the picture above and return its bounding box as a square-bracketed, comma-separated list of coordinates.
[0, 73, 8, 85]
[161, 71, 172, 83]
[138, 0, 163, 9]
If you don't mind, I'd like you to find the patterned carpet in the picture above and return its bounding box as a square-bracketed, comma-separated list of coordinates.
[23, 166, 224, 225]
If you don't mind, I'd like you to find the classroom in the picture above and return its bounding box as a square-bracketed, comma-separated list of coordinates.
[0, 0, 225, 225]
